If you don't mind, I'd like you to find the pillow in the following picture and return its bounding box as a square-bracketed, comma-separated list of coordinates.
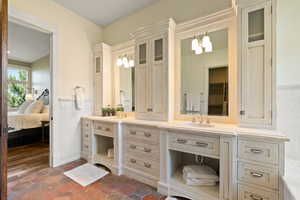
[24, 100, 44, 114]
[18, 100, 33, 114]
[42, 105, 49, 113]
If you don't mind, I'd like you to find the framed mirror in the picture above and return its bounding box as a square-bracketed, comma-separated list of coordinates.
[181, 29, 229, 116]
[112, 42, 135, 112]
[175, 21, 237, 122]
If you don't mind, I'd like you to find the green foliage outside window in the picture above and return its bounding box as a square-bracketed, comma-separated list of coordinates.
[7, 71, 27, 108]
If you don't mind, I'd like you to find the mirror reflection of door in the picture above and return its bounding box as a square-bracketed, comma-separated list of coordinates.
[208, 67, 228, 116]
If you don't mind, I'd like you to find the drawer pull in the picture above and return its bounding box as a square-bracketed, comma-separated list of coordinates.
[130, 145, 137, 149]
[85, 134, 89, 138]
[250, 194, 263, 200]
[144, 148, 152, 153]
[97, 126, 102, 130]
[105, 128, 110, 131]
[250, 148, 263, 154]
[144, 162, 151, 168]
[85, 145, 89, 148]
[144, 132, 151, 138]
[250, 172, 264, 178]
[147, 108, 153, 112]
[177, 139, 187, 144]
[196, 142, 209, 147]
[130, 159, 137, 164]
[130, 131, 136, 135]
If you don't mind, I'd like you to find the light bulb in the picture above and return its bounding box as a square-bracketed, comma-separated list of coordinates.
[123, 57, 129, 68]
[202, 35, 211, 48]
[191, 38, 199, 51]
[205, 41, 213, 52]
[117, 58, 123, 66]
[7, 50, 10, 54]
[195, 46, 203, 55]
[129, 60, 134, 67]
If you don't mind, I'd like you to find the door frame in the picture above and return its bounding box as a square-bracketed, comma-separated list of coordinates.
[1, 0, 8, 199]
[8, 6, 59, 167]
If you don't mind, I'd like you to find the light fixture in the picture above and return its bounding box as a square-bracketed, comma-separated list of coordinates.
[117, 58, 123, 66]
[117, 55, 134, 68]
[191, 33, 213, 54]
[7, 50, 10, 54]
[191, 37, 199, 51]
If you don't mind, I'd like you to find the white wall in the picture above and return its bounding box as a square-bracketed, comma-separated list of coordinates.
[9, 0, 103, 166]
[103, 0, 232, 45]
[31, 55, 50, 94]
[276, 0, 300, 161]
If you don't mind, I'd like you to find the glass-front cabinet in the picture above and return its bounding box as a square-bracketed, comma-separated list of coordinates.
[240, 1, 273, 127]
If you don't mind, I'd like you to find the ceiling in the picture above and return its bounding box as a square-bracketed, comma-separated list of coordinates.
[51, 0, 159, 26]
[8, 22, 50, 63]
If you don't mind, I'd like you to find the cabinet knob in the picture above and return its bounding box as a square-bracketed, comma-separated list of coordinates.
[144, 132, 151, 138]
[144, 162, 151, 168]
[147, 108, 153, 112]
[177, 139, 187, 144]
[250, 148, 263, 154]
[196, 142, 208, 147]
[144, 148, 152, 153]
[105, 128, 110, 132]
[250, 194, 263, 200]
[250, 172, 264, 178]
[130, 145, 137, 149]
[130, 159, 137, 164]
[130, 131, 136, 135]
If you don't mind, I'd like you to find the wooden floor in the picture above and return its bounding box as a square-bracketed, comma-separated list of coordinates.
[8, 143, 49, 182]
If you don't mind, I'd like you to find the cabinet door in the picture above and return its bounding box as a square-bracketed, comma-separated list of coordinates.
[240, 2, 272, 126]
[94, 56, 102, 115]
[150, 35, 168, 116]
[135, 40, 149, 114]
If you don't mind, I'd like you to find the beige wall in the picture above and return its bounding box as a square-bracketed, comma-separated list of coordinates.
[31, 55, 50, 93]
[276, 0, 300, 161]
[103, 0, 232, 45]
[9, 0, 103, 166]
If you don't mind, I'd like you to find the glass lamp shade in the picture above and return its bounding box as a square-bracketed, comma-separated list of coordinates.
[129, 60, 134, 67]
[123, 57, 129, 68]
[191, 38, 199, 51]
[117, 58, 123, 66]
[195, 44, 203, 55]
[25, 94, 34, 101]
[205, 41, 213, 52]
[202, 35, 211, 48]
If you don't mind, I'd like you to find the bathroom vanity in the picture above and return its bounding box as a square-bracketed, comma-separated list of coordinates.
[82, 0, 289, 199]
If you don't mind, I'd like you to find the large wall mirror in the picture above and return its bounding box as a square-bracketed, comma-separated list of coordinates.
[180, 29, 229, 116]
[113, 43, 135, 112]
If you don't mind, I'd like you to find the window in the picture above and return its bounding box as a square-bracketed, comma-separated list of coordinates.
[7, 66, 30, 108]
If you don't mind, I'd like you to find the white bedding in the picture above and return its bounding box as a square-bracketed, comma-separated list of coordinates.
[8, 112, 49, 131]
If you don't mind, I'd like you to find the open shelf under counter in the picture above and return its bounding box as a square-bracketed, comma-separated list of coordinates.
[93, 153, 114, 168]
[170, 170, 219, 200]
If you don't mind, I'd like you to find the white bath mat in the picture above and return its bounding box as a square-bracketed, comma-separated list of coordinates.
[64, 163, 109, 187]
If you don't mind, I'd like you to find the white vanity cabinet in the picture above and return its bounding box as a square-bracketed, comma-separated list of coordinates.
[81, 118, 93, 162]
[133, 19, 176, 121]
[239, 1, 274, 128]
[123, 124, 160, 187]
[94, 43, 112, 115]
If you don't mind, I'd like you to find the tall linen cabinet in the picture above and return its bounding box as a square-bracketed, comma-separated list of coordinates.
[94, 43, 112, 115]
[238, 0, 274, 128]
[132, 19, 176, 121]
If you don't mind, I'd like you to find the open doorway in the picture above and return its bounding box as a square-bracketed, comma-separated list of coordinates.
[7, 21, 51, 181]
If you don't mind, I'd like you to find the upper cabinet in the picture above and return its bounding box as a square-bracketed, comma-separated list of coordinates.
[239, 1, 274, 128]
[94, 43, 112, 115]
[133, 19, 176, 121]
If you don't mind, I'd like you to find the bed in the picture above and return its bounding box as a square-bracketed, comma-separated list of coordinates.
[8, 89, 50, 148]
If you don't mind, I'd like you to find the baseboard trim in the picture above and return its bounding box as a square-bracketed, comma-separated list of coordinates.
[53, 154, 81, 168]
[158, 181, 168, 195]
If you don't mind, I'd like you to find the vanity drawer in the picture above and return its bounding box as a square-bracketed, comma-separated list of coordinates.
[238, 184, 278, 200]
[169, 133, 220, 157]
[126, 142, 160, 162]
[82, 119, 92, 129]
[238, 162, 279, 190]
[125, 156, 160, 178]
[238, 139, 279, 165]
[82, 142, 90, 153]
[94, 122, 114, 137]
[125, 126, 159, 145]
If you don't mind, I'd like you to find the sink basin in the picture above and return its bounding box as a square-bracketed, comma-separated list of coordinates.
[181, 122, 215, 128]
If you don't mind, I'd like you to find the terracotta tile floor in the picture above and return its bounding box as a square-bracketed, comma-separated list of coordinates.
[8, 160, 166, 200]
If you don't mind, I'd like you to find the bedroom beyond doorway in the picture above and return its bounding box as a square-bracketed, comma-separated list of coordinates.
[7, 21, 51, 181]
